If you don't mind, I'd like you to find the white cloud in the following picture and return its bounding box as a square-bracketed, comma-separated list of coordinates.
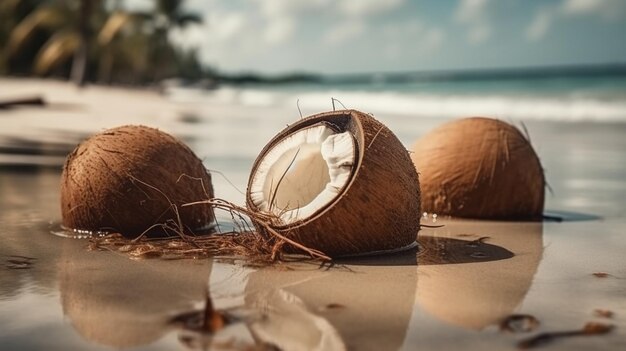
[323, 21, 366, 45]
[424, 28, 446, 50]
[254, 0, 404, 19]
[176, 0, 412, 64]
[383, 20, 423, 36]
[165, 0, 449, 73]
[169, 26, 201, 51]
[454, 0, 492, 44]
[523, 0, 625, 44]
[169, 11, 245, 51]
[120, 0, 154, 12]
[252, 1, 308, 47]
[561, 0, 626, 19]
[563, 0, 602, 14]
[526, 9, 552, 41]
[264, 17, 295, 45]
[468, 24, 491, 44]
[210, 13, 245, 40]
[338, 0, 405, 17]
[455, 0, 489, 23]
[382, 20, 445, 57]
[256, 0, 330, 17]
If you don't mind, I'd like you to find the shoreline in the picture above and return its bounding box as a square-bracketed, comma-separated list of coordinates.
[2, 78, 626, 216]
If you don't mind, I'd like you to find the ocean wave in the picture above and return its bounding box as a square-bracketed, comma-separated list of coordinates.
[178, 87, 626, 123]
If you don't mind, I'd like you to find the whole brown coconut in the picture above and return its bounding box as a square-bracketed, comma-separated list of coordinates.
[61, 125, 214, 238]
[246, 109, 421, 258]
[411, 117, 544, 219]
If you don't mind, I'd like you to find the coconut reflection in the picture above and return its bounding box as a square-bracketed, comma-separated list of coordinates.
[416, 220, 544, 330]
[238, 220, 543, 350]
[59, 244, 211, 348]
[245, 286, 346, 350]
[56, 219, 543, 349]
[242, 262, 417, 351]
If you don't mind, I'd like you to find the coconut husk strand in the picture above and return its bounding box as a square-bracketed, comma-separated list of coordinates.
[246, 109, 421, 258]
[411, 117, 544, 219]
[61, 125, 214, 238]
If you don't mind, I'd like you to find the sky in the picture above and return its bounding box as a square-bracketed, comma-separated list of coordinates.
[129, 0, 626, 74]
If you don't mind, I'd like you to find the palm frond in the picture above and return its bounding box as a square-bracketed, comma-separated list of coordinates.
[7, 5, 68, 56]
[34, 30, 80, 75]
[97, 11, 133, 46]
[0, 0, 23, 14]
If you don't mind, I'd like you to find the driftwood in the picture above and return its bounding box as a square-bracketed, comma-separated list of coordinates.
[0, 96, 46, 109]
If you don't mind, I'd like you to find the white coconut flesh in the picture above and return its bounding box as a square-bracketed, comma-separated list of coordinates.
[250, 124, 355, 225]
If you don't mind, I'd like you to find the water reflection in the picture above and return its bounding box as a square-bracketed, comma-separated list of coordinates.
[243, 262, 417, 351]
[239, 221, 543, 350]
[245, 285, 347, 351]
[59, 244, 211, 348]
[417, 220, 543, 330]
[0, 170, 63, 299]
[1, 171, 546, 350]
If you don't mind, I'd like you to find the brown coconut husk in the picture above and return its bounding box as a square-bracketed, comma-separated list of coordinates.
[89, 197, 331, 262]
[60, 125, 214, 238]
[246, 109, 421, 258]
[67, 111, 420, 262]
[411, 117, 545, 219]
[60, 126, 331, 263]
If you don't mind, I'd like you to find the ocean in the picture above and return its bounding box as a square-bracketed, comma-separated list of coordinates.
[168, 67, 626, 123]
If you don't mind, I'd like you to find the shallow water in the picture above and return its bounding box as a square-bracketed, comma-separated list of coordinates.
[1, 81, 626, 350]
[1, 170, 624, 350]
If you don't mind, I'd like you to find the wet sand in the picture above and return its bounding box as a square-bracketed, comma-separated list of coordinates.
[1, 79, 625, 350]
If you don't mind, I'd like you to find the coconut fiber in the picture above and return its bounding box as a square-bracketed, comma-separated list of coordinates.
[247, 110, 421, 257]
[61, 125, 214, 238]
[412, 117, 544, 219]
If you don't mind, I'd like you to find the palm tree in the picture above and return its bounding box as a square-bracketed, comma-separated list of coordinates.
[0, 0, 39, 75]
[147, 0, 202, 81]
[5, 0, 204, 85]
[69, 0, 92, 85]
[6, 0, 140, 85]
[96, 13, 148, 84]
[8, 0, 90, 84]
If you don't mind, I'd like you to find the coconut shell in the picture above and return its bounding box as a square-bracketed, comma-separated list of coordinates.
[246, 110, 421, 257]
[411, 117, 544, 219]
[61, 125, 214, 238]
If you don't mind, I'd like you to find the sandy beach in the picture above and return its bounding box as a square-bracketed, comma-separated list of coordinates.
[1, 78, 625, 350]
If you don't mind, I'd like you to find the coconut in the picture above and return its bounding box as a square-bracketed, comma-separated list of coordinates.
[246, 109, 421, 257]
[60, 125, 214, 238]
[411, 117, 544, 219]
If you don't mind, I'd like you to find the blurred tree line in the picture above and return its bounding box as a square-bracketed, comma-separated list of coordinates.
[0, 0, 212, 86]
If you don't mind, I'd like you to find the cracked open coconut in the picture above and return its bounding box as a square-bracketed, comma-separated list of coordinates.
[246, 109, 421, 257]
[60, 125, 214, 238]
[411, 117, 545, 219]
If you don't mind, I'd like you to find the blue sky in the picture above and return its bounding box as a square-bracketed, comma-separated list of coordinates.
[132, 0, 626, 74]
